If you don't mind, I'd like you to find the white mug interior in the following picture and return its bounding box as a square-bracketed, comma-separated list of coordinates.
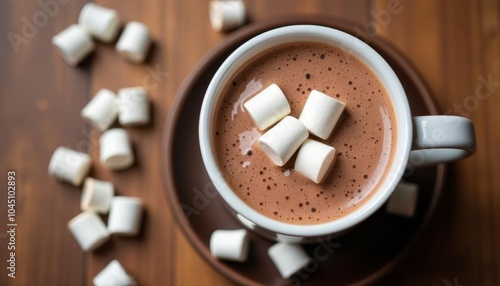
[199, 25, 412, 238]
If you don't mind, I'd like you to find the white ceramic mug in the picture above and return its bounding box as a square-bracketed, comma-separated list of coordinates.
[199, 25, 476, 242]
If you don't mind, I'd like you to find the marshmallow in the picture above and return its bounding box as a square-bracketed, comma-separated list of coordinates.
[299, 90, 346, 140]
[99, 128, 134, 170]
[209, 0, 246, 32]
[81, 89, 119, 132]
[268, 242, 311, 279]
[52, 24, 95, 66]
[210, 229, 249, 262]
[386, 181, 419, 218]
[258, 116, 308, 166]
[67, 211, 110, 252]
[116, 22, 151, 63]
[81, 178, 114, 214]
[118, 87, 150, 126]
[108, 197, 143, 236]
[243, 84, 291, 130]
[93, 260, 137, 286]
[295, 139, 337, 184]
[79, 3, 120, 43]
[48, 147, 91, 186]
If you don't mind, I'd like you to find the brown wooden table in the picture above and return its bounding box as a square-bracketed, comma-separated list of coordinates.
[0, 0, 498, 285]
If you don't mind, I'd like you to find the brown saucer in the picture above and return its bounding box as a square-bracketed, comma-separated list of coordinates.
[162, 16, 446, 286]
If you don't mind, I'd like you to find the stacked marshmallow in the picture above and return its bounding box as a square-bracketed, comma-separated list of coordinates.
[244, 84, 345, 184]
[52, 3, 152, 66]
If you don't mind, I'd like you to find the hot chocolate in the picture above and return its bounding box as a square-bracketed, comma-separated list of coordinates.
[214, 42, 397, 225]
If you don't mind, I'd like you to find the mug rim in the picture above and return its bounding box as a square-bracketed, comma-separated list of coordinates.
[199, 25, 412, 237]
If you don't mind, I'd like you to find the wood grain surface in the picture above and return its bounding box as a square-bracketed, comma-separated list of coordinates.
[0, 0, 498, 285]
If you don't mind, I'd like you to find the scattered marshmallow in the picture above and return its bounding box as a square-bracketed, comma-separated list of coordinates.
[108, 197, 143, 236]
[81, 89, 119, 132]
[116, 21, 151, 63]
[48, 147, 91, 186]
[67, 211, 110, 252]
[258, 116, 308, 166]
[209, 0, 246, 32]
[210, 229, 249, 262]
[79, 3, 120, 43]
[81, 178, 114, 214]
[386, 181, 419, 218]
[268, 242, 311, 279]
[100, 128, 134, 170]
[93, 260, 137, 286]
[295, 139, 337, 184]
[118, 87, 150, 126]
[52, 24, 95, 66]
[243, 84, 291, 130]
[299, 90, 345, 140]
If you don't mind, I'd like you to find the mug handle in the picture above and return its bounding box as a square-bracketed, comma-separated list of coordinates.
[408, 116, 476, 167]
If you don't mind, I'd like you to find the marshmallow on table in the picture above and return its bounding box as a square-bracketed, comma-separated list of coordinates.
[68, 211, 110, 252]
[210, 229, 249, 262]
[118, 87, 150, 126]
[81, 89, 119, 132]
[243, 83, 291, 130]
[48, 147, 91, 186]
[108, 197, 143, 236]
[79, 3, 120, 43]
[299, 90, 346, 140]
[294, 139, 337, 184]
[386, 181, 419, 218]
[81, 178, 114, 214]
[52, 24, 95, 66]
[258, 116, 309, 166]
[100, 128, 134, 170]
[116, 21, 151, 63]
[93, 260, 137, 286]
[268, 242, 311, 279]
[209, 0, 246, 32]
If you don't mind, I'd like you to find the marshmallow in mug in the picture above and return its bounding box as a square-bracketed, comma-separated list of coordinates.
[93, 260, 137, 286]
[99, 128, 134, 170]
[210, 229, 250, 262]
[108, 197, 143, 236]
[116, 21, 152, 63]
[81, 178, 114, 214]
[243, 83, 290, 130]
[299, 90, 346, 140]
[295, 139, 337, 184]
[81, 89, 119, 132]
[79, 3, 120, 43]
[209, 0, 246, 32]
[258, 116, 309, 166]
[118, 87, 150, 126]
[67, 211, 110, 252]
[52, 24, 95, 66]
[48, 146, 92, 186]
[268, 242, 311, 279]
[386, 181, 419, 218]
